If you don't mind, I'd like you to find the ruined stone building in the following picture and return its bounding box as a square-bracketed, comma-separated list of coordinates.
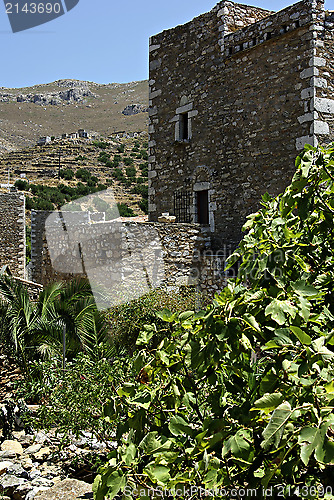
[148, 0, 334, 249]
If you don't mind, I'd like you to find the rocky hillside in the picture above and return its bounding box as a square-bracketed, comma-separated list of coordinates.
[0, 133, 149, 218]
[0, 79, 148, 153]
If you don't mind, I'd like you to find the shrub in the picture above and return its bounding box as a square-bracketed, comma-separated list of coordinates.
[75, 182, 90, 196]
[117, 203, 135, 217]
[25, 197, 34, 210]
[126, 166, 136, 178]
[112, 168, 124, 181]
[16, 353, 133, 444]
[14, 179, 29, 191]
[140, 150, 148, 161]
[105, 287, 199, 349]
[98, 152, 110, 164]
[139, 198, 148, 214]
[117, 144, 125, 153]
[59, 183, 75, 196]
[124, 157, 134, 166]
[60, 168, 74, 180]
[139, 162, 148, 177]
[131, 185, 148, 198]
[34, 198, 54, 210]
[76, 168, 91, 182]
[93, 140, 108, 149]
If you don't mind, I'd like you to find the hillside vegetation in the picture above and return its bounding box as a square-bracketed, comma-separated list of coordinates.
[0, 133, 149, 217]
[0, 79, 148, 153]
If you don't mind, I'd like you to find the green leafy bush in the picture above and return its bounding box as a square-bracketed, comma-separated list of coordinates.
[117, 144, 125, 153]
[126, 166, 136, 178]
[117, 203, 135, 217]
[105, 287, 199, 350]
[93, 140, 108, 149]
[140, 150, 148, 161]
[124, 157, 134, 166]
[34, 198, 54, 210]
[16, 353, 133, 443]
[98, 152, 110, 164]
[94, 143, 334, 499]
[25, 196, 34, 210]
[131, 185, 148, 198]
[112, 168, 124, 181]
[76, 168, 92, 183]
[15, 179, 29, 191]
[139, 162, 148, 177]
[139, 198, 148, 214]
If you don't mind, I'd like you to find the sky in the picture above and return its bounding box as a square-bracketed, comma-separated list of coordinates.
[0, 0, 332, 88]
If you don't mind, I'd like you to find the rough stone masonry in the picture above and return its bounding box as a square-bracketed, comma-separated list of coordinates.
[148, 0, 334, 250]
[0, 193, 25, 279]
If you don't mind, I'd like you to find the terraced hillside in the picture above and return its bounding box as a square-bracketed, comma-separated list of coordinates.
[0, 79, 148, 153]
[0, 133, 149, 219]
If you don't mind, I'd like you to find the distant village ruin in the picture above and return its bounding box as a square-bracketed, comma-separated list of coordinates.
[0, 0, 333, 298]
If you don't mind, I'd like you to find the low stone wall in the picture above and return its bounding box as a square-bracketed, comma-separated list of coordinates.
[30, 211, 229, 301]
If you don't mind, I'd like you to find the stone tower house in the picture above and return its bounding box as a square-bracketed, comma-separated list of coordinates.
[148, 0, 334, 250]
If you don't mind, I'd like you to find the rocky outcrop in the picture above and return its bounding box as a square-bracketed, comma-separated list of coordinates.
[0, 80, 97, 106]
[15, 87, 96, 106]
[0, 428, 110, 499]
[122, 104, 148, 115]
[34, 479, 93, 499]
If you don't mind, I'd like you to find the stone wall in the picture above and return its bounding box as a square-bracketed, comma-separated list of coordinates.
[0, 193, 25, 278]
[315, 10, 334, 144]
[148, 0, 330, 250]
[30, 211, 227, 300]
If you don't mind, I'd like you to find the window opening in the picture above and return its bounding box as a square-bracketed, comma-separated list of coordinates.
[180, 113, 189, 140]
[174, 190, 191, 223]
[196, 190, 209, 224]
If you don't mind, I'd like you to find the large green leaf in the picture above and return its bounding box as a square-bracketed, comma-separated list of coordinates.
[265, 299, 297, 325]
[106, 471, 126, 499]
[253, 392, 284, 412]
[291, 280, 320, 297]
[144, 464, 171, 485]
[222, 428, 253, 459]
[139, 432, 172, 455]
[298, 426, 322, 466]
[261, 402, 292, 450]
[169, 415, 194, 437]
[290, 326, 311, 345]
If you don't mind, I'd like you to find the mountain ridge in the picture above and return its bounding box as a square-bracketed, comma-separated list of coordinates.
[0, 79, 149, 153]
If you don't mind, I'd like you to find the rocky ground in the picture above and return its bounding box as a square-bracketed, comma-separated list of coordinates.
[0, 427, 109, 499]
[0, 349, 111, 499]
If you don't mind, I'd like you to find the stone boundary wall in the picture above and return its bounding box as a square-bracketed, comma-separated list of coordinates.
[30, 211, 228, 298]
[0, 193, 25, 278]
